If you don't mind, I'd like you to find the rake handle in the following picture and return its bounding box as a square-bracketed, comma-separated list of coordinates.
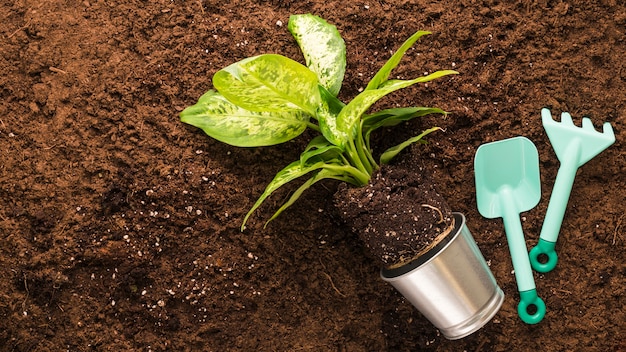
[530, 140, 580, 273]
[500, 193, 546, 324]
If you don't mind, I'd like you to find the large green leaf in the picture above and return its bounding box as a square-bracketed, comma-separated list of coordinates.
[315, 85, 347, 146]
[264, 168, 348, 226]
[213, 54, 322, 116]
[366, 30, 431, 90]
[379, 127, 441, 164]
[337, 70, 458, 140]
[180, 90, 309, 147]
[288, 14, 346, 96]
[315, 102, 348, 147]
[318, 84, 345, 115]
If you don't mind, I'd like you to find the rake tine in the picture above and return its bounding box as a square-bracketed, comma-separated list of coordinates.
[560, 112, 573, 125]
[602, 121, 615, 138]
[541, 108, 556, 125]
[581, 117, 594, 130]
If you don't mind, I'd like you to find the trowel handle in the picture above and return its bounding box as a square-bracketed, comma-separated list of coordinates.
[500, 196, 545, 324]
[518, 289, 546, 325]
[530, 150, 579, 273]
[502, 213, 546, 324]
[502, 207, 536, 293]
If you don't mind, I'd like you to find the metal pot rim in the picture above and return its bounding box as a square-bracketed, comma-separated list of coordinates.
[381, 212, 464, 279]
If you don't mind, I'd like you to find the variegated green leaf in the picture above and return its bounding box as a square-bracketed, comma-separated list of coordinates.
[318, 84, 345, 115]
[213, 54, 322, 116]
[380, 127, 441, 164]
[242, 160, 326, 230]
[315, 84, 347, 146]
[338, 70, 458, 139]
[288, 14, 346, 96]
[316, 103, 348, 147]
[366, 30, 431, 90]
[265, 168, 348, 226]
[300, 135, 343, 166]
[180, 90, 309, 147]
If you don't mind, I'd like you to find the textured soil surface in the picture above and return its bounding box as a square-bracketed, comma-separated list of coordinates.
[335, 162, 455, 268]
[1, 1, 624, 351]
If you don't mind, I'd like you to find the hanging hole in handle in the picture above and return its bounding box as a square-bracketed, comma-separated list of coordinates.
[529, 242, 558, 273]
[536, 253, 549, 265]
[518, 293, 546, 325]
[526, 304, 538, 316]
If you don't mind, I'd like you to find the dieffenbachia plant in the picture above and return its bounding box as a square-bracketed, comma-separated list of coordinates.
[180, 14, 458, 230]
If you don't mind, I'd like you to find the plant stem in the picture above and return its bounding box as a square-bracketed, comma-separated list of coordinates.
[356, 124, 378, 171]
[348, 132, 378, 178]
[306, 121, 320, 132]
[322, 164, 370, 186]
[344, 138, 369, 176]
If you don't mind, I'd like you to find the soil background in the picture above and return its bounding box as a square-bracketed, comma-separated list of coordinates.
[1, 0, 624, 351]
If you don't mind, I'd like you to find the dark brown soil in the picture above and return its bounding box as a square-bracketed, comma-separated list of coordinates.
[1, 1, 624, 351]
[335, 162, 454, 268]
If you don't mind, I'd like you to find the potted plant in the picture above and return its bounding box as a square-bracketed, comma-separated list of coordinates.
[180, 14, 503, 339]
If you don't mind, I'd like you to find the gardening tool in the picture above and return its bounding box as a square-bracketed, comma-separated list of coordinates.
[474, 136, 546, 324]
[529, 108, 615, 273]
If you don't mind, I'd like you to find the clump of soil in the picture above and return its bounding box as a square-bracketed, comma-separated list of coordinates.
[335, 163, 454, 268]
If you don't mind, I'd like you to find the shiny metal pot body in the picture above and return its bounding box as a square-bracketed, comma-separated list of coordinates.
[381, 213, 504, 340]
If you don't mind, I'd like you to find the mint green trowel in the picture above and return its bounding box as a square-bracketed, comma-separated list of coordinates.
[529, 108, 615, 273]
[475, 137, 546, 324]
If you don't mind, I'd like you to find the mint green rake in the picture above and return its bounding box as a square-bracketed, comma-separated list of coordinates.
[529, 108, 615, 273]
[475, 136, 546, 324]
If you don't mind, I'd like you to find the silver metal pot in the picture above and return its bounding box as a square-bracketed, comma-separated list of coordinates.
[381, 212, 504, 340]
